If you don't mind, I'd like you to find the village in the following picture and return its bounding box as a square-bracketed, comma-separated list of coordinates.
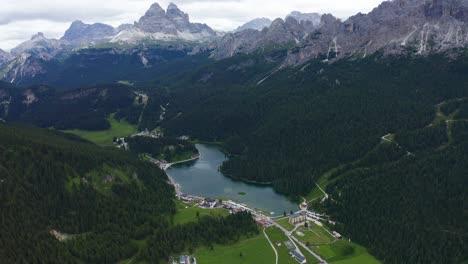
[122, 129, 342, 264]
[172, 187, 342, 264]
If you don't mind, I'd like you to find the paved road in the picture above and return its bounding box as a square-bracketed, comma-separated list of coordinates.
[271, 221, 328, 264]
[290, 236, 328, 264]
[263, 228, 278, 264]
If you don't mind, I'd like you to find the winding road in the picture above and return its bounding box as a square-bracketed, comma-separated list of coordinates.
[263, 228, 278, 264]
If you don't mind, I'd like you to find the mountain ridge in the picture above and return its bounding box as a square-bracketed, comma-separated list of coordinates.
[2, 0, 468, 84]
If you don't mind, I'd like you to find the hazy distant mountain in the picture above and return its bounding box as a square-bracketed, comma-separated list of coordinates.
[112, 3, 217, 44]
[61, 20, 116, 45]
[215, 0, 468, 64]
[286, 0, 468, 64]
[10, 32, 69, 59]
[3, 0, 468, 83]
[212, 16, 317, 60]
[235, 18, 272, 32]
[286, 11, 322, 26]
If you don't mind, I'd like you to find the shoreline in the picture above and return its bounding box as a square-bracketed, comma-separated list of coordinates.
[162, 144, 301, 216]
[232, 177, 273, 186]
[163, 154, 201, 170]
[164, 154, 201, 195]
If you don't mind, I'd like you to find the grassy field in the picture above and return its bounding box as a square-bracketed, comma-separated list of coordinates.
[195, 233, 275, 264]
[295, 222, 335, 245]
[173, 200, 229, 225]
[275, 217, 296, 231]
[310, 240, 380, 264]
[265, 226, 300, 264]
[64, 114, 137, 146]
[301, 248, 321, 264]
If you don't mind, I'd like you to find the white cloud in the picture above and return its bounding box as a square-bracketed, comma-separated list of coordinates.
[0, 0, 386, 51]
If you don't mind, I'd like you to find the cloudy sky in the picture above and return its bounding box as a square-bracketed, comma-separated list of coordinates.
[0, 0, 386, 51]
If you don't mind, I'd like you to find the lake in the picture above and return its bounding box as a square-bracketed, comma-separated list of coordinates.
[166, 144, 298, 216]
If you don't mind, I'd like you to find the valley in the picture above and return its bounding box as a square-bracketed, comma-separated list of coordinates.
[1, 0, 467, 263]
[64, 113, 138, 146]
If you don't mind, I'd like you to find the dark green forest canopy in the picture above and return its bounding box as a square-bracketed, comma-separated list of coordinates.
[0, 123, 173, 262]
[0, 123, 256, 263]
[143, 52, 468, 263]
[319, 139, 468, 264]
[0, 83, 142, 131]
[156, 53, 468, 195]
[1, 47, 468, 264]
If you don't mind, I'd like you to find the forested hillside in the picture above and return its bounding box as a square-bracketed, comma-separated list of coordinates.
[13, 46, 212, 89]
[0, 123, 257, 263]
[147, 51, 468, 263]
[0, 83, 142, 130]
[157, 52, 468, 195]
[318, 130, 468, 263]
[126, 136, 198, 162]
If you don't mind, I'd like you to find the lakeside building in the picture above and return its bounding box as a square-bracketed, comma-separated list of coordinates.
[289, 211, 307, 224]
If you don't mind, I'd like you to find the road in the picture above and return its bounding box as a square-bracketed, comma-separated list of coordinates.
[271, 220, 328, 264]
[263, 228, 278, 264]
[315, 183, 329, 200]
[290, 235, 328, 264]
[382, 133, 415, 157]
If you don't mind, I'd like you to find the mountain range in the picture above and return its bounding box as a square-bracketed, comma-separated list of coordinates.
[1, 0, 468, 83]
[1, 1, 468, 263]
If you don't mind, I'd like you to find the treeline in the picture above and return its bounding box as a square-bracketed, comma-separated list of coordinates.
[126, 136, 198, 162]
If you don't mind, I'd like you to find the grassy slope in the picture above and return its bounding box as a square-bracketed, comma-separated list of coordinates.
[275, 217, 296, 231]
[64, 114, 137, 146]
[195, 233, 275, 264]
[265, 226, 301, 264]
[310, 240, 379, 264]
[173, 200, 229, 225]
[295, 222, 335, 245]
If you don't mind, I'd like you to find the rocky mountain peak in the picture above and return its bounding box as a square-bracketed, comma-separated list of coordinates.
[269, 18, 285, 30]
[70, 20, 86, 28]
[235, 18, 272, 32]
[145, 3, 166, 17]
[167, 3, 189, 21]
[62, 20, 115, 45]
[320, 14, 339, 26]
[127, 2, 216, 41]
[287, 11, 322, 26]
[31, 32, 45, 40]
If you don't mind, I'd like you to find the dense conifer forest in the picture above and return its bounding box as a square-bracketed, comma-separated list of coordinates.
[155, 52, 468, 195]
[0, 123, 257, 263]
[141, 51, 468, 263]
[0, 83, 143, 131]
[2, 46, 468, 263]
